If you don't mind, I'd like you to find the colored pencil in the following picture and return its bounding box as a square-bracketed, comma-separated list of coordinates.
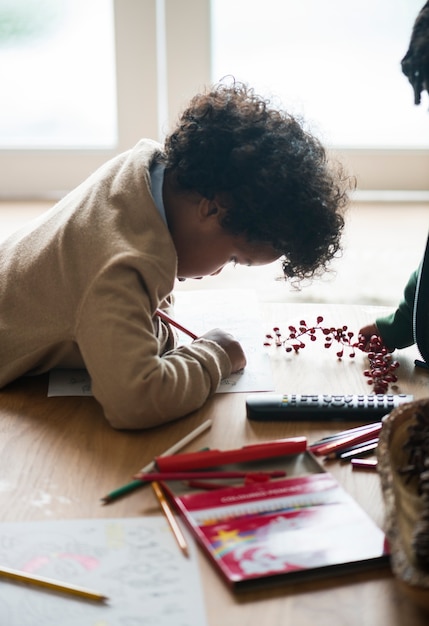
[0, 565, 107, 602]
[324, 437, 379, 460]
[186, 480, 232, 490]
[311, 423, 382, 457]
[101, 419, 212, 504]
[135, 470, 286, 482]
[351, 458, 378, 471]
[338, 441, 379, 461]
[310, 423, 382, 448]
[156, 308, 198, 340]
[151, 481, 189, 557]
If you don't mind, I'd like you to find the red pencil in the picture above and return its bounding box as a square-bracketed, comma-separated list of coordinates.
[134, 470, 286, 482]
[310, 423, 382, 448]
[311, 423, 382, 457]
[186, 480, 233, 490]
[156, 309, 198, 340]
[155, 437, 307, 472]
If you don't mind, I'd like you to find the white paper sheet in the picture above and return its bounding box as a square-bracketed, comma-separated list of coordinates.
[0, 516, 207, 626]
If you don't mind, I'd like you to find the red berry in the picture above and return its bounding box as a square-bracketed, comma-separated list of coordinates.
[263, 317, 399, 394]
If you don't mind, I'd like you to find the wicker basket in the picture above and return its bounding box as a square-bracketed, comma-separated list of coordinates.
[377, 397, 429, 611]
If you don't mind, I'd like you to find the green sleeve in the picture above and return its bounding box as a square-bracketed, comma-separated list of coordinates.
[375, 269, 419, 350]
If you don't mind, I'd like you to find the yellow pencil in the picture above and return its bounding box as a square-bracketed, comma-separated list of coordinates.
[151, 481, 189, 557]
[0, 565, 108, 602]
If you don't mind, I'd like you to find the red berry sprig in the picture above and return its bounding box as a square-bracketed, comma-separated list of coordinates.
[357, 333, 400, 394]
[264, 316, 400, 394]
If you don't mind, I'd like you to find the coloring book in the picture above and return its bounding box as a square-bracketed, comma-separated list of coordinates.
[0, 516, 207, 625]
[167, 472, 389, 591]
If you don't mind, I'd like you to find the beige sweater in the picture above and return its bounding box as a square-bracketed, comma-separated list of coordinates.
[0, 140, 231, 429]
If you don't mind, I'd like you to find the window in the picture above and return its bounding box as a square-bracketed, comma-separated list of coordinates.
[0, 0, 427, 197]
[0, 0, 116, 148]
[0, 0, 163, 197]
[210, 0, 429, 192]
[211, 0, 428, 148]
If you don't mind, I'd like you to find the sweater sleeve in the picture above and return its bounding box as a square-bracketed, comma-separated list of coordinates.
[155, 295, 177, 353]
[375, 268, 419, 350]
[75, 261, 232, 429]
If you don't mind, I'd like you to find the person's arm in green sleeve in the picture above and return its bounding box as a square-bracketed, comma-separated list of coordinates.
[359, 268, 419, 351]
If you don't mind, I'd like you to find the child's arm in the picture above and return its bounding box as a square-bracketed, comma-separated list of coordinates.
[359, 268, 420, 352]
[199, 328, 246, 373]
[155, 297, 178, 353]
[155, 307, 246, 372]
[76, 270, 243, 430]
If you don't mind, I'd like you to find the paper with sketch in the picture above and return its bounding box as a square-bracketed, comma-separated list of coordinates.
[48, 289, 274, 396]
[174, 289, 274, 393]
[48, 369, 92, 397]
[0, 516, 207, 626]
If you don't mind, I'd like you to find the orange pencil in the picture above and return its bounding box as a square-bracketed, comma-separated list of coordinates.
[151, 481, 189, 557]
[0, 565, 107, 602]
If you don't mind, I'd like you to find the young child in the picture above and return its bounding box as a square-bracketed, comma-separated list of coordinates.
[0, 82, 350, 429]
[360, 1, 429, 357]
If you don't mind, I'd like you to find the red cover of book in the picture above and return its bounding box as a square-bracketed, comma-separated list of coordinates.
[168, 473, 390, 590]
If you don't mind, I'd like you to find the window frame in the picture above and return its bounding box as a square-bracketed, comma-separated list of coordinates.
[0, 0, 427, 198]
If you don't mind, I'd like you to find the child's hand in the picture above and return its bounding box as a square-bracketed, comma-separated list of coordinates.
[358, 323, 381, 351]
[358, 323, 379, 343]
[200, 329, 247, 372]
[358, 323, 393, 353]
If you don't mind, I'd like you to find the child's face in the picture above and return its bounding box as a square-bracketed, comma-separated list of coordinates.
[176, 232, 280, 281]
[171, 198, 280, 281]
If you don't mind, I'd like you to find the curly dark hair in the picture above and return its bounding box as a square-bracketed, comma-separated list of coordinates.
[163, 81, 351, 282]
[401, 0, 429, 106]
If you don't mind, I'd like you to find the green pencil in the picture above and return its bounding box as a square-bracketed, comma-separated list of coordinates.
[101, 478, 149, 504]
[101, 420, 212, 505]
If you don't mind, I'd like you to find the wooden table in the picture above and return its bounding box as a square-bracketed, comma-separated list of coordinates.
[1, 303, 428, 625]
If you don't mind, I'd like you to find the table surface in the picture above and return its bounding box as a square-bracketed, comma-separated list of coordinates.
[1, 302, 429, 625]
